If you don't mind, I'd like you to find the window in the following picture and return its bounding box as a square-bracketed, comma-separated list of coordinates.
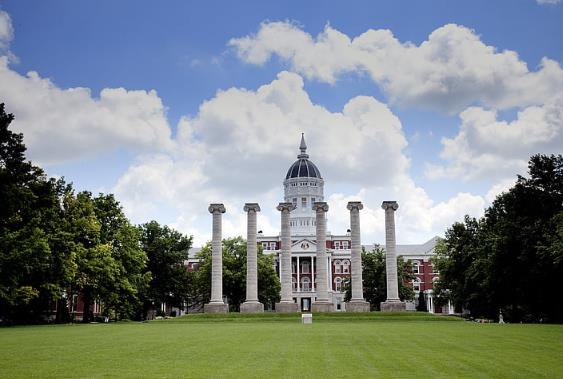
[335, 277, 343, 292]
[334, 259, 342, 274]
[342, 260, 350, 274]
[292, 277, 297, 291]
[292, 198, 297, 207]
[412, 260, 421, 274]
[292, 260, 297, 274]
[302, 197, 307, 208]
[334, 241, 341, 250]
[301, 260, 310, 274]
[269, 242, 276, 250]
[262, 242, 269, 250]
[342, 241, 349, 249]
[301, 277, 311, 292]
[311, 197, 316, 209]
[412, 277, 422, 292]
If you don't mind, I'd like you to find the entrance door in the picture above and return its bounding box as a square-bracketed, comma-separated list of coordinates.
[301, 298, 311, 311]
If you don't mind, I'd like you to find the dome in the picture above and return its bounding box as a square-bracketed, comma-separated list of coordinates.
[285, 133, 322, 179]
[285, 158, 322, 179]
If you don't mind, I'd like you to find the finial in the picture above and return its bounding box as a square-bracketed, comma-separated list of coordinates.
[298, 133, 309, 159]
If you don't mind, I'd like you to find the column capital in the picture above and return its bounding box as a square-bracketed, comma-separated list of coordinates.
[243, 203, 261, 213]
[347, 201, 364, 211]
[277, 202, 296, 212]
[208, 203, 226, 214]
[313, 202, 329, 212]
[381, 201, 399, 211]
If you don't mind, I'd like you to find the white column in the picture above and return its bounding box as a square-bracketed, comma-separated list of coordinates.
[312, 202, 332, 312]
[311, 256, 315, 291]
[277, 202, 295, 303]
[204, 204, 228, 313]
[240, 203, 264, 313]
[209, 203, 226, 303]
[297, 256, 300, 292]
[348, 201, 365, 301]
[382, 201, 400, 301]
[328, 256, 332, 292]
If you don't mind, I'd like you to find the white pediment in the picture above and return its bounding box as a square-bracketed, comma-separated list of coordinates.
[291, 238, 317, 252]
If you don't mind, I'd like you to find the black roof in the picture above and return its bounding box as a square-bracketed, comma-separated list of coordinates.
[285, 158, 322, 179]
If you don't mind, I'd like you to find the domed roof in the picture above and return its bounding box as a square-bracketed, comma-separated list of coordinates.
[285, 134, 322, 179]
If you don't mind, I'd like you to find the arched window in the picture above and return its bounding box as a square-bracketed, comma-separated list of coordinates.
[412, 277, 422, 292]
[301, 277, 311, 292]
[301, 260, 310, 274]
[292, 277, 297, 292]
[334, 259, 342, 274]
[334, 277, 342, 292]
[342, 260, 350, 274]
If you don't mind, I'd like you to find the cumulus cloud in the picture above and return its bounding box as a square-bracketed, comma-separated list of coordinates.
[230, 22, 563, 112]
[0, 57, 174, 164]
[0, 10, 12, 50]
[426, 96, 563, 180]
[113, 72, 486, 245]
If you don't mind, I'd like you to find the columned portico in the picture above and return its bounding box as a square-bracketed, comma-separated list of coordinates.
[204, 203, 228, 313]
[240, 203, 264, 313]
[380, 201, 406, 312]
[275, 202, 299, 312]
[346, 201, 370, 312]
[312, 202, 333, 312]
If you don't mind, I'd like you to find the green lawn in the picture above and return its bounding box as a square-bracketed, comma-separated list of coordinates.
[1, 313, 562, 378]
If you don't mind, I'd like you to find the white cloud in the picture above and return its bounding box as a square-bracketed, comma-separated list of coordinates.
[426, 96, 563, 180]
[0, 57, 174, 164]
[113, 71, 487, 245]
[0, 10, 12, 50]
[230, 22, 563, 112]
[537, 0, 561, 4]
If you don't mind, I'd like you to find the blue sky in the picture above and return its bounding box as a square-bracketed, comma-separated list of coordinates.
[1, 0, 562, 245]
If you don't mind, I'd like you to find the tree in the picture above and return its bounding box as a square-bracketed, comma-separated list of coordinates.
[345, 246, 414, 310]
[138, 221, 192, 317]
[0, 103, 72, 323]
[435, 154, 563, 322]
[194, 237, 280, 311]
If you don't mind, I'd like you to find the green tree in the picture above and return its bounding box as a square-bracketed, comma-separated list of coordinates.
[0, 103, 72, 323]
[138, 221, 192, 317]
[345, 246, 414, 310]
[435, 154, 563, 322]
[194, 237, 280, 311]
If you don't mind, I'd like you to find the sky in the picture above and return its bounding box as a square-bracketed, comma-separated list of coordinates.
[1, 0, 562, 246]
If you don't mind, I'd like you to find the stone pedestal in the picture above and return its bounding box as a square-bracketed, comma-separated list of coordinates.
[346, 300, 370, 312]
[380, 301, 406, 312]
[311, 302, 333, 313]
[275, 302, 299, 313]
[205, 203, 228, 314]
[240, 302, 264, 313]
[204, 302, 229, 313]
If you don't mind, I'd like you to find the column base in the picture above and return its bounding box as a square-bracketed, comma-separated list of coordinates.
[380, 301, 406, 312]
[275, 302, 299, 313]
[312, 301, 334, 313]
[240, 301, 264, 313]
[204, 302, 229, 313]
[346, 300, 370, 312]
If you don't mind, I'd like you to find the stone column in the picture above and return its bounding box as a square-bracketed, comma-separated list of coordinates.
[204, 203, 228, 313]
[240, 203, 264, 313]
[380, 201, 406, 312]
[312, 202, 333, 312]
[275, 202, 299, 312]
[346, 201, 370, 312]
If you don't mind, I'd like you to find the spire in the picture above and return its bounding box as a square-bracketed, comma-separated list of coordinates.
[298, 133, 309, 159]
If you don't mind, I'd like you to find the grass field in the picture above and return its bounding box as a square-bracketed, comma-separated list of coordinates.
[1, 312, 562, 378]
